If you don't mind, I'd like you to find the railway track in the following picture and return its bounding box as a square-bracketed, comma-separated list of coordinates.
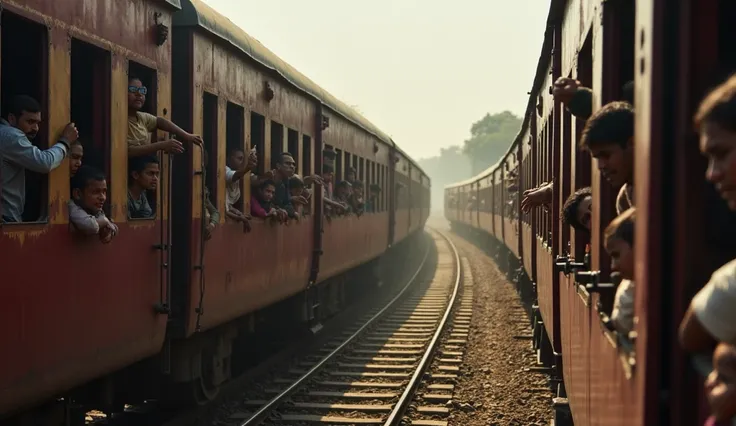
[224, 229, 467, 426]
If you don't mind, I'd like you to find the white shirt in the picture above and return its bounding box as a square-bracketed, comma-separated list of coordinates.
[611, 279, 635, 335]
[692, 259, 736, 344]
[225, 166, 241, 212]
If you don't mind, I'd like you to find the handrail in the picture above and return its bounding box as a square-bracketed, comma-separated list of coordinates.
[194, 144, 207, 332]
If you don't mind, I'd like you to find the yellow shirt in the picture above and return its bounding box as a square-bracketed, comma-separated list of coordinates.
[127, 112, 157, 147]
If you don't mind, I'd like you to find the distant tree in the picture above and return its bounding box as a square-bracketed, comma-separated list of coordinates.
[462, 111, 522, 175]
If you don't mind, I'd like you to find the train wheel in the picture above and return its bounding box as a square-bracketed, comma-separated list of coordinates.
[192, 346, 221, 404]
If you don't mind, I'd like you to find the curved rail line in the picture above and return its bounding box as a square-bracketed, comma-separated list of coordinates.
[238, 228, 462, 425]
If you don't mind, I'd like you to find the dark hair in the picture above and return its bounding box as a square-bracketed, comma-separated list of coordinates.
[323, 163, 335, 173]
[351, 180, 364, 188]
[337, 180, 352, 189]
[258, 179, 276, 190]
[561, 187, 592, 231]
[605, 207, 635, 246]
[129, 155, 160, 175]
[347, 167, 357, 175]
[621, 80, 635, 105]
[70, 139, 83, 147]
[694, 74, 736, 132]
[228, 146, 244, 156]
[71, 165, 106, 191]
[129, 75, 143, 84]
[7, 95, 41, 119]
[580, 101, 634, 150]
[289, 175, 304, 188]
[277, 152, 294, 164]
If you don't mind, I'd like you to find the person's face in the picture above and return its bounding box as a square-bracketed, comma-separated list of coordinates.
[606, 237, 634, 281]
[133, 163, 160, 191]
[8, 110, 41, 140]
[278, 155, 296, 177]
[353, 186, 363, 198]
[260, 184, 275, 202]
[576, 195, 593, 231]
[700, 121, 736, 210]
[705, 344, 736, 422]
[69, 144, 84, 177]
[229, 150, 244, 170]
[290, 186, 303, 197]
[347, 170, 356, 182]
[74, 178, 107, 213]
[589, 139, 634, 189]
[322, 171, 334, 184]
[128, 79, 147, 111]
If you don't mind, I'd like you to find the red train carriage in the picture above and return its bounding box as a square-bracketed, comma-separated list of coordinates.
[445, 0, 736, 424]
[1, 0, 430, 420]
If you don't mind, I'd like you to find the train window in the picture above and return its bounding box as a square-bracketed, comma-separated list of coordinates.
[302, 135, 312, 177]
[250, 112, 265, 174]
[335, 149, 343, 182]
[359, 157, 365, 186]
[226, 102, 245, 211]
[71, 39, 111, 214]
[270, 121, 284, 170]
[287, 128, 299, 173]
[202, 93, 218, 207]
[344, 152, 352, 178]
[1, 13, 48, 223]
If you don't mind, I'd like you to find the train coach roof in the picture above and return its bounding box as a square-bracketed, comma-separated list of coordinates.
[174, 0, 426, 180]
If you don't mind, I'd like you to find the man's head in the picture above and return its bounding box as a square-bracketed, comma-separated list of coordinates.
[322, 164, 335, 184]
[561, 187, 592, 232]
[6, 95, 42, 140]
[336, 180, 352, 198]
[695, 74, 736, 210]
[257, 179, 276, 203]
[346, 167, 357, 182]
[351, 180, 364, 197]
[71, 165, 107, 213]
[604, 207, 635, 281]
[69, 140, 84, 177]
[228, 147, 244, 170]
[580, 101, 635, 188]
[369, 184, 381, 198]
[289, 174, 305, 196]
[276, 152, 296, 178]
[129, 155, 160, 191]
[706, 342, 736, 422]
[128, 76, 148, 112]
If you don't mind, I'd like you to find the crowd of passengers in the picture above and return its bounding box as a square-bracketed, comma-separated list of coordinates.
[0, 77, 382, 243]
[515, 74, 736, 425]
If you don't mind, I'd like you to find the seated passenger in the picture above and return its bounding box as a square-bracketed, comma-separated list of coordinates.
[561, 187, 593, 232]
[68, 165, 118, 243]
[225, 147, 256, 223]
[680, 75, 736, 352]
[604, 207, 635, 336]
[366, 184, 381, 212]
[251, 179, 287, 222]
[127, 155, 159, 219]
[704, 343, 736, 426]
[0, 95, 79, 222]
[350, 180, 365, 215]
[334, 180, 353, 213]
[127, 76, 203, 157]
[346, 166, 357, 184]
[288, 174, 309, 217]
[69, 140, 83, 177]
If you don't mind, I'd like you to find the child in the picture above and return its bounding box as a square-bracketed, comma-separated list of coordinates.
[69, 140, 83, 177]
[68, 165, 118, 243]
[128, 155, 159, 219]
[288, 174, 309, 217]
[603, 207, 635, 336]
[704, 343, 736, 426]
[251, 179, 287, 222]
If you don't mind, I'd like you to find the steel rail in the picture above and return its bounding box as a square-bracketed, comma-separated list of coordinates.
[239, 233, 433, 426]
[382, 229, 462, 425]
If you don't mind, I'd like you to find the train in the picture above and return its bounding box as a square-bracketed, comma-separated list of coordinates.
[0, 0, 430, 421]
[445, 0, 736, 425]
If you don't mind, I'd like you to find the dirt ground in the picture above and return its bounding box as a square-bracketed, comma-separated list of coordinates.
[448, 232, 554, 426]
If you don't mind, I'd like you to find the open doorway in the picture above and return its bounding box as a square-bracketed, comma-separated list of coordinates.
[1, 13, 48, 222]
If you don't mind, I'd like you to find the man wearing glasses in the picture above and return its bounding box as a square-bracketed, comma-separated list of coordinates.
[127, 76, 203, 157]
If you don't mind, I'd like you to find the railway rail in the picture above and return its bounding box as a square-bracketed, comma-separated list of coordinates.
[217, 229, 466, 426]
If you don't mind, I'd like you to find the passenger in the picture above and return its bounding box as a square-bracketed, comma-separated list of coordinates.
[69, 140, 83, 177]
[350, 180, 365, 215]
[320, 164, 347, 215]
[680, 75, 736, 351]
[0, 95, 79, 222]
[366, 184, 381, 213]
[225, 147, 256, 223]
[271, 152, 301, 219]
[68, 165, 118, 243]
[346, 166, 357, 184]
[127, 76, 203, 157]
[203, 184, 220, 240]
[704, 343, 736, 426]
[552, 77, 634, 120]
[521, 181, 553, 212]
[561, 187, 593, 232]
[334, 180, 353, 213]
[603, 207, 636, 335]
[251, 179, 287, 221]
[580, 101, 635, 214]
[127, 155, 159, 219]
[288, 174, 310, 217]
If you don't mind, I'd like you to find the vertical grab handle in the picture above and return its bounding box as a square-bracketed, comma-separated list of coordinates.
[194, 144, 207, 332]
[154, 150, 171, 315]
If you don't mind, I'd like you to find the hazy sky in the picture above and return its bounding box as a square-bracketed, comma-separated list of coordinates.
[201, 0, 549, 160]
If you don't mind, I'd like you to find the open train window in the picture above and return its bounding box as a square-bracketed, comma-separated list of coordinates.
[202, 93, 218, 206]
[302, 135, 312, 176]
[344, 152, 352, 178]
[226, 102, 245, 211]
[1, 13, 48, 223]
[250, 112, 265, 174]
[335, 149, 343, 182]
[270, 121, 284, 170]
[287, 128, 299, 173]
[359, 157, 365, 187]
[71, 39, 111, 214]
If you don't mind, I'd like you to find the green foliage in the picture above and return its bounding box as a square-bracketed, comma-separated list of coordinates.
[462, 111, 522, 175]
[418, 111, 522, 211]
